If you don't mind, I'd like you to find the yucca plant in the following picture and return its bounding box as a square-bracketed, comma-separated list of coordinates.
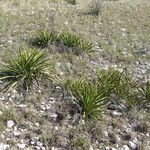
[31, 30, 56, 48]
[96, 68, 138, 107]
[65, 0, 76, 5]
[96, 69, 122, 96]
[0, 49, 52, 92]
[58, 32, 93, 53]
[67, 79, 107, 120]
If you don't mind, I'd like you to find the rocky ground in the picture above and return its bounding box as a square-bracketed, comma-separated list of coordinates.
[0, 0, 150, 150]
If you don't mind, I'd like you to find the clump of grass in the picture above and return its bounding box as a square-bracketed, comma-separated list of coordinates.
[0, 109, 15, 131]
[31, 30, 57, 48]
[0, 109, 15, 123]
[58, 32, 93, 54]
[65, 0, 76, 5]
[67, 79, 107, 120]
[0, 49, 52, 91]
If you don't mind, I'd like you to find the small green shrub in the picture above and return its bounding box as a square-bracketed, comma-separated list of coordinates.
[58, 32, 93, 54]
[0, 49, 52, 91]
[65, 0, 76, 5]
[31, 30, 56, 48]
[67, 79, 107, 120]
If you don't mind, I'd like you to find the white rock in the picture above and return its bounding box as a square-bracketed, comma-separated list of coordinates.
[133, 137, 138, 144]
[46, 104, 51, 110]
[112, 111, 120, 116]
[37, 141, 43, 147]
[146, 133, 149, 137]
[41, 105, 46, 111]
[64, 21, 68, 25]
[7, 93, 11, 96]
[0, 80, 3, 84]
[112, 148, 117, 150]
[38, 90, 41, 93]
[35, 122, 39, 127]
[121, 145, 130, 150]
[0, 144, 10, 150]
[55, 86, 61, 90]
[14, 131, 21, 136]
[8, 40, 13, 45]
[12, 90, 17, 94]
[54, 126, 58, 131]
[0, 97, 5, 100]
[89, 145, 94, 150]
[129, 141, 136, 150]
[1, 134, 5, 139]
[80, 119, 85, 125]
[14, 126, 17, 131]
[18, 104, 27, 108]
[121, 28, 127, 32]
[5, 128, 11, 132]
[11, 94, 16, 99]
[105, 147, 110, 150]
[0, 111, 3, 115]
[51, 113, 57, 121]
[30, 141, 35, 145]
[51, 147, 58, 150]
[104, 131, 108, 137]
[17, 143, 26, 149]
[35, 146, 40, 150]
[7, 120, 15, 128]
[9, 97, 13, 101]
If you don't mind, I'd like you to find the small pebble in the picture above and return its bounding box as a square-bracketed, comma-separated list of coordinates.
[17, 143, 26, 149]
[129, 141, 137, 150]
[0, 144, 10, 150]
[7, 120, 15, 128]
